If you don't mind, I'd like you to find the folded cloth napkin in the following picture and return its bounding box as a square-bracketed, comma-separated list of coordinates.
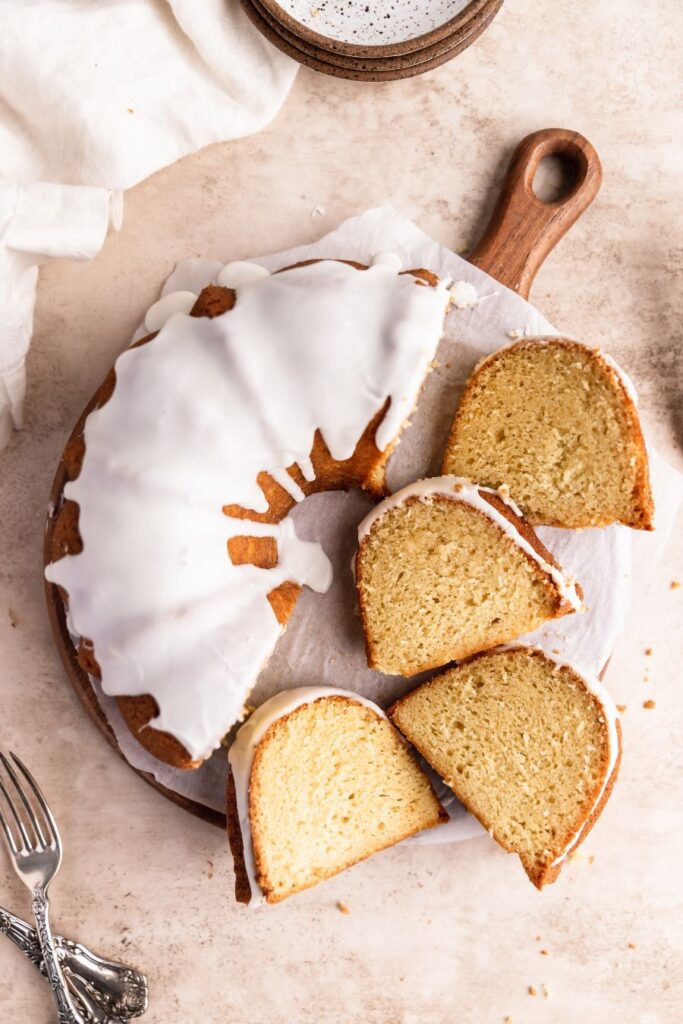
[0, 0, 297, 448]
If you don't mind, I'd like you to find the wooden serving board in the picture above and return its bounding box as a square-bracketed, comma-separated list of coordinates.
[44, 128, 603, 830]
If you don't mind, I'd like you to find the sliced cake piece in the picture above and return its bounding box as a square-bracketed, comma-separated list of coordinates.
[389, 646, 621, 888]
[227, 687, 447, 904]
[354, 477, 582, 676]
[442, 337, 654, 529]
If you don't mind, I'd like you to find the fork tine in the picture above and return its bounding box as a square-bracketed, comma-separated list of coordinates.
[0, 768, 32, 850]
[9, 753, 58, 849]
[0, 752, 48, 849]
[0, 800, 19, 855]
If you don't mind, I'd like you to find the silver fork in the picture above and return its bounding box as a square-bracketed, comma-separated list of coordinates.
[0, 751, 84, 1023]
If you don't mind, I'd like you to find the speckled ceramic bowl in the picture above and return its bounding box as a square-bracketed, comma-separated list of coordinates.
[240, 0, 501, 80]
[248, 0, 501, 72]
[257, 0, 493, 57]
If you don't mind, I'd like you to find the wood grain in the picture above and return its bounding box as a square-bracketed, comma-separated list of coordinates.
[468, 128, 602, 298]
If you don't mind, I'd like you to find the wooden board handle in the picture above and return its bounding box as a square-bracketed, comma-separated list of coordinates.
[468, 128, 602, 299]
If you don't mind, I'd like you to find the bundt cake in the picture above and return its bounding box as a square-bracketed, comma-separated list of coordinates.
[354, 476, 582, 676]
[389, 646, 621, 888]
[442, 337, 654, 529]
[226, 687, 447, 904]
[44, 257, 452, 769]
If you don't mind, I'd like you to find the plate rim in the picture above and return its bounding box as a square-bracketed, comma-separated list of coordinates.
[249, 0, 496, 70]
[257, 0, 495, 58]
[240, 0, 501, 81]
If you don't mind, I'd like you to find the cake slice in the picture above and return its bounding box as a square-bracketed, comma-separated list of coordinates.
[227, 687, 447, 904]
[389, 646, 621, 888]
[442, 337, 654, 529]
[354, 477, 582, 676]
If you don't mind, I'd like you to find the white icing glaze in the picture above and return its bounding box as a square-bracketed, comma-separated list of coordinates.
[297, 456, 316, 483]
[228, 685, 389, 906]
[449, 280, 478, 309]
[507, 645, 620, 867]
[216, 261, 270, 290]
[356, 476, 583, 613]
[371, 251, 403, 273]
[268, 467, 306, 503]
[144, 290, 197, 333]
[45, 259, 450, 760]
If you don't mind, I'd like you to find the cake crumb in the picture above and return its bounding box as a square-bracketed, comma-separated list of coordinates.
[337, 901, 351, 915]
[8, 608, 17, 628]
[628, 942, 636, 950]
[528, 985, 537, 997]
[539, 948, 549, 956]
[644, 648, 653, 656]
[206, 859, 214, 879]
[541, 983, 552, 1000]
[588, 855, 595, 865]
[310, 6, 320, 15]
[617, 704, 627, 713]
[127, 107, 134, 114]
[643, 699, 656, 709]
[670, 580, 681, 590]
[503, 1017, 513, 1023]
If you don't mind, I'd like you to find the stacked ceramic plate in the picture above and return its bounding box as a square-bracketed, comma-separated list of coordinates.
[240, 0, 504, 82]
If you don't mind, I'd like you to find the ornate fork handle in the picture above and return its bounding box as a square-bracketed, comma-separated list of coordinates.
[0, 905, 147, 1023]
[33, 888, 85, 1023]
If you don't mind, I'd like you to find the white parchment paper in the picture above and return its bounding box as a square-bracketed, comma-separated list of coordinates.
[84, 205, 683, 842]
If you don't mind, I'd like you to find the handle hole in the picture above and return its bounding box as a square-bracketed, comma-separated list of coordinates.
[532, 154, 579, 204]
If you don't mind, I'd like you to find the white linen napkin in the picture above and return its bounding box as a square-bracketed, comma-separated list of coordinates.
[0, 0, 297, 448]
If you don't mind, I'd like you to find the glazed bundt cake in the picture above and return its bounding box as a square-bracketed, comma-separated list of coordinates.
[226, 687, 447, 904]
[389, 646, 621, 888]
[45, 257, 452, 769]
[442, 337, 654, 529]
[354, 477, 582, 676]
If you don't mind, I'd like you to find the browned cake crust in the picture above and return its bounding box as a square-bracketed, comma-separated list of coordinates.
[479, 491, 584, 613]
[226, 772, 252, 904]
[355, 487, 583, 676]
[389, 647, 622, 889]
[225, 696, 448, 905]
[443, 338, 654, 530]
[530, 717, 622, 888]
[46, 262, 441, 770]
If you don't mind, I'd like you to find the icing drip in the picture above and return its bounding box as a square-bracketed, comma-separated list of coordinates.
[216, 261, 270, 290]
[46, 259, 450, 760]
[449, 281, 478, 309]
[297, 456, 316, 483]
[144, 290, 197, 333]
[356, 476, 583, 613]
[269, 467, 306, 503]
[371, 252, 403, 273]
[228, 686, 390, 906]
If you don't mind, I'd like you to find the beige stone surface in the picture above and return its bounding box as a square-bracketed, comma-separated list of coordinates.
[1, 1, 682, 1021]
